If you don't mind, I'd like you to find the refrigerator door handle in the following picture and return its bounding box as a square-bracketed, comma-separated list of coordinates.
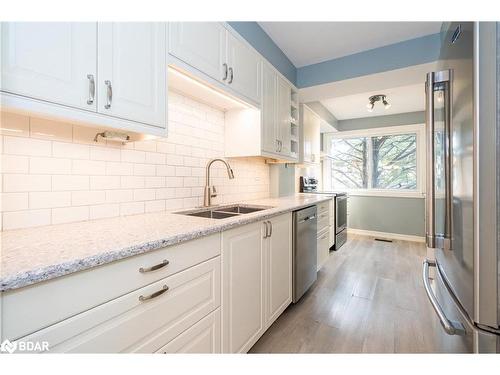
[425, 72, 436, 249]
[422, 259, 466, 336]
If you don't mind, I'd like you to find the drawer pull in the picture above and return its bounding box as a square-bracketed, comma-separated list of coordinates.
[139, 259, 169, 273]
[139, 285, 169, 302]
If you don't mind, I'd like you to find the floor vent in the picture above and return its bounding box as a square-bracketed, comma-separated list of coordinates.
[374, 238, 393, 243]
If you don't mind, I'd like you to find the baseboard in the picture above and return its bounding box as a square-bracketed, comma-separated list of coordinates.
[346, 228, 425, 243]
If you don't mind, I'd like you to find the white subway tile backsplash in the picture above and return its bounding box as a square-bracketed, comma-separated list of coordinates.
[52, 206, 89, 225]
[29, 191, 71, 209]
[89, 203, 120, 220]
[90, 146, 121, 162]
[1, 192, 29, 211]
[72, 160, 106, 175]
[121, 149, 146, 163]
[30, 157, 72, 175]
[72, 190, 106, 206]
[3, 209, 51, 230]
[2, 155, 29, 174]
[4, 174, 51, 192]
[52, 175, 89, 191]
[90, 176, 121, 190]
[4, 136, 51, 157]
[0, 94, 270, 230]
[120, 201, 144, 216]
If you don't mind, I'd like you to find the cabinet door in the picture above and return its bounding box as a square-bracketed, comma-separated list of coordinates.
[1, 22, 97, 111]
[222, 221, 264, 353]
[98, 23, 167, 128]
[157, 309, 221, 353]
[277, 77, 292, 156]
[265, 214, 292, 327]
[261, 63, 277, 154]
[169, 22, 226, 83]
[227, 32, 261, 104]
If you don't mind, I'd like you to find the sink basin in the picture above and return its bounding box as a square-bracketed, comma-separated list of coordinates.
[175, 204, 273, 220]
[216, 204, 269, 214]
[185, 210, 239, 219]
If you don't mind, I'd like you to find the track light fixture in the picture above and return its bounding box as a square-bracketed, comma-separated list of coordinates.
[367, 94, 391, 112]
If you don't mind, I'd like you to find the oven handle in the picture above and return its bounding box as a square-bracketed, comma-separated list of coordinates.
[422, 259, 466, 336]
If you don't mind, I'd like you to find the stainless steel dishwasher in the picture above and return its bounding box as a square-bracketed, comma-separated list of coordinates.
[292, 205, 318, 303]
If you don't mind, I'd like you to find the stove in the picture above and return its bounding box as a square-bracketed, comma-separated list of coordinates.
[299, 176, 347, 250]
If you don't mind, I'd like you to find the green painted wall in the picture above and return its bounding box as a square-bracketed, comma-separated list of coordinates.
[347, 195, 425, 236]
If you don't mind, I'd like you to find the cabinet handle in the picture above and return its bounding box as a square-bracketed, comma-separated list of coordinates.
[222, 63, 228, 81]
[87, 74, 95, 105]
[139, 259, 169, 273]
[104, 80, 113, 109]
[278, 140, 282, 152]
[228, 67, 234, 84]
[263, 221, 269, 238]
[138, 285, 169, 302]
[268, 221, 273, 237]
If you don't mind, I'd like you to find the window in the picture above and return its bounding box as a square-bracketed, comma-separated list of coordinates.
[326, 125, 424, 196]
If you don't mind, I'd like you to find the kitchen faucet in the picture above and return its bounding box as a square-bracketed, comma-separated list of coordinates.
[204, 158, 235, 207]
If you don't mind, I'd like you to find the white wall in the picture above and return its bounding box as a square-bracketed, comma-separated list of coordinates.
[0, 92, 270, 230]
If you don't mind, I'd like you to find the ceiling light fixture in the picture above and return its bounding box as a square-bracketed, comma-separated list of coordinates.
[367, 94, 391, 112]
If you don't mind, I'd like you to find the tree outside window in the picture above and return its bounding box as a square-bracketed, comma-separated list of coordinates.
[330, 133, 418, 191]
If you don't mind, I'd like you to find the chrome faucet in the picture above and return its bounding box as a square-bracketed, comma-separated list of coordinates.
[204, 158, 235, 207]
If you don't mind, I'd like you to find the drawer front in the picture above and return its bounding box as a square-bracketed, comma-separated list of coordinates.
[156, 308, 221, 353]
[18, 257, 221, 353]
[317, 228, 330, 270]
[317, 212, 330, 232]
[317, 201, 330, 215]
[3, 233, 220, 341]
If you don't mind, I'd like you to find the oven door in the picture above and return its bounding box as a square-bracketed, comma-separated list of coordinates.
[335, 195, 347, 234]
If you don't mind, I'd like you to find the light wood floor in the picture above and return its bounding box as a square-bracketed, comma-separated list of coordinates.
[250, 235, 469, 353]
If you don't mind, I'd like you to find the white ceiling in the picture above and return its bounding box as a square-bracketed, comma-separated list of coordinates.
[258, 22, 442, 67]
[320, 83, 424, 120]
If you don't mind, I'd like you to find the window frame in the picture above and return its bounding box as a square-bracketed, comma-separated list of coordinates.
[324, 124, 426, 198]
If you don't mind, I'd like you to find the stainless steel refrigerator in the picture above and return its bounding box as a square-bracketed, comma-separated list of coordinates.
[423, 22, 500, 353]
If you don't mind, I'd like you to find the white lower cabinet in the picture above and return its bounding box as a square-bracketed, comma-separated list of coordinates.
[265, 213, 292, 327]
[222, 213, 292, 353]
[17, 257, 221, 353]
[157, 309, 221, 353]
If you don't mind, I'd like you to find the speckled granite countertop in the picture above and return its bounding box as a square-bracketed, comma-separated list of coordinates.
[0, 194, 332, 292]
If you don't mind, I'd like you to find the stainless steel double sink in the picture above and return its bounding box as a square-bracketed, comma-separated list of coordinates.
[175, 204, 273, 219]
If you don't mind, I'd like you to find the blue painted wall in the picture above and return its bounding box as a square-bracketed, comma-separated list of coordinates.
[296, 33, 442, 88]
[228, 22, 297, 84]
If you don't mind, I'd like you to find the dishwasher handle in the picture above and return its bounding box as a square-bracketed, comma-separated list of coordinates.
[299, 215, 316, 224]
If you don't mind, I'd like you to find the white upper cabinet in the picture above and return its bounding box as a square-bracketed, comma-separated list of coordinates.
[226, 32, 261, 104]
[1, 22, 97, 111]
[277, 76, 292, 157]
[1, 22, 167, 136]
[300, 104, 321, 164]
[168, 22, 226, 83]
[261, 63, 278, 154]
[98, 23, 167, 128]
[168, 22, 261, 106]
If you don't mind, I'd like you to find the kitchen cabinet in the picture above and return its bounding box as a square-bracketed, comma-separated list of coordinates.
[261, 62, 278, 154]
[0, 22, 167, 137]
[226, 32, 261, 104]
[169, 22, 261, 105]
[168, 22, 226, 83]
[317, 228, 330, 271]
[277, 76, 292, 157]
[222, 213, 292, 353]
[97, 23, 167, 128]
[264, 213, 292, 327]
[221, 221, 264, 353]
[300, 104, 321, 164]
[1, 22, 97, 111]
[226, 60, 298, 162]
